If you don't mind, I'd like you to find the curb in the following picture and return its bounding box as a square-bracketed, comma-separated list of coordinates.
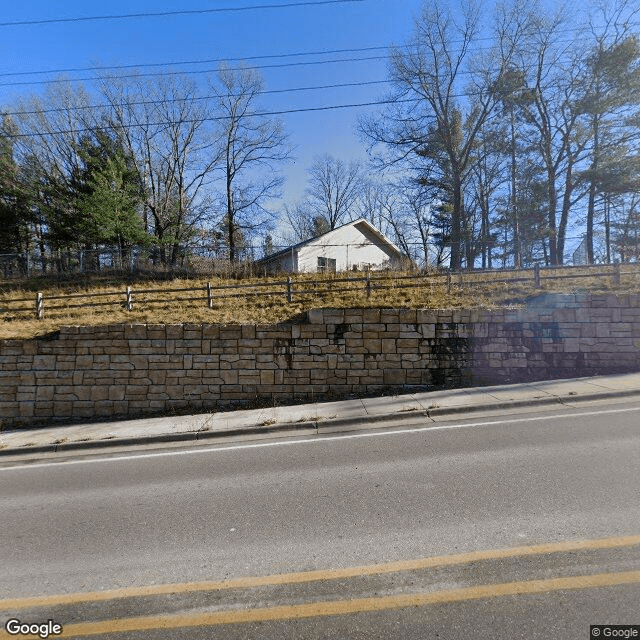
[2, 387, 640, 457]
[0, 420, 309, 457]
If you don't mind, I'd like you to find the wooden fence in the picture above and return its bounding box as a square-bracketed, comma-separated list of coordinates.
[2, 262, 637, 320]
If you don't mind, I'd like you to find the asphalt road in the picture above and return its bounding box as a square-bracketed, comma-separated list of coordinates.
[1, 400, 640, 639]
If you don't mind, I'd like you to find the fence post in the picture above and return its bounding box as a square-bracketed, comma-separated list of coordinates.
[287, 277, 293, 303]
[365, 272, 372, 298]
[447, 271, 452, 293]
[534, 263, 541, 289]
[206, 282, 213, 308]
[614, 261, 620, 285]
[35, 292, 43, 320]
[125, 286, 133, 311]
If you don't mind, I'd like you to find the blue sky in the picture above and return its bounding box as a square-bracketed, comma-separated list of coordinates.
[0, 0, 424, 208]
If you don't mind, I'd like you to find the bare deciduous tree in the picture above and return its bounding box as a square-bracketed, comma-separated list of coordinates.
[214, 65, 292, 262]
[361, 0, 510, 269]
[305, 154, 363, 230]
[99, 72, 221, 264]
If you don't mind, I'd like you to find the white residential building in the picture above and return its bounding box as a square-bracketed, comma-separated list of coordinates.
[257, 219, 405, 273]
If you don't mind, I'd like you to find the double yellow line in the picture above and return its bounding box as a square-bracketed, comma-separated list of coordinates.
[2, 534, 640, 637]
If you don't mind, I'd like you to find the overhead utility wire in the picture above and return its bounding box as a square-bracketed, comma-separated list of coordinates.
[3, 80, 391, 118]
[0, 56, 386, 88]
[5, 22, 640, 88]
[17, 63, 631, 134]
[0, 1, 364, 27]
[0, 46, 390, 78]
[4, 16, 640, 79]
[4, 97, 417, 139]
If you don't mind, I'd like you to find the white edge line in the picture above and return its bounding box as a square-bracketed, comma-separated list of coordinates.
[1, 405, 639, 472]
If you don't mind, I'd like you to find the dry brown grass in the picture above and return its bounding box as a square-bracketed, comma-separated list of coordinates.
[2, 265, 640, 339]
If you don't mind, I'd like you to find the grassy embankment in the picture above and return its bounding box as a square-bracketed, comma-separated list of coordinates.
[1, 266, 638, 340]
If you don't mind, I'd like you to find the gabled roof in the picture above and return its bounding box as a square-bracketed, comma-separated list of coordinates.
[257, 218, 404, 263]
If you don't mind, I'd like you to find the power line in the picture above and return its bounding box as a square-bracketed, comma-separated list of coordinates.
[4, 97, 418, 139]
[0, 46, 390, 79]
[4, 15, 640, 82]
[2, 80, 391, 118]
[0, 1, 365, 27]
[5, 22, 640, 89]
[15, 56, 640, 135]
[0, 56, 387, 88]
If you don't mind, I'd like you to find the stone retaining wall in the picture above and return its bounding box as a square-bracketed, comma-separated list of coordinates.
[2, 293, 640, 427]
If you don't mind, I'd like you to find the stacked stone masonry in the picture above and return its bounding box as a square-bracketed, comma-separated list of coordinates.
[2, 293, 640, 427]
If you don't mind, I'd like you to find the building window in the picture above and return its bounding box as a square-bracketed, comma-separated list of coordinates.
[317, 256, 336, 273]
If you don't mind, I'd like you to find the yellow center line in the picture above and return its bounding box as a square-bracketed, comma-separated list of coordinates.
[2, 570, 639, 638]
[2, 533, 640, 612]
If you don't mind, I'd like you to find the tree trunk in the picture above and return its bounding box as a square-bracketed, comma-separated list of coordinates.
[510, 111, 521, 268]
[586, 114, 601, 264]
[450, 175, 463, 270]
[546, 162, 559, 265]
[604, 195, 611, 263]
[557, 157, 575, 265]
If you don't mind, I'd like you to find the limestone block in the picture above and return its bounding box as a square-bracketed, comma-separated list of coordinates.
[52, 401, 73, 416]
[124, 324, 148, 340]
[108, 386, 126, 401]
[397, 310, 417, 323]
[363, 339, 381, 353]
[18, 372, 35, 385]
[15, 391, 36, 404]
[400, 354, 422, 367]
[383, 369, 407, 385]
[109, 361, 134, 371]
[220, 328, 242, 341]
[326, 369, 347, 382]
[203, 325, 220, 339]
[381, 310, 401, 323]
[324, 309, 344, 324]
[397, 338, 419, 349]
[165, 326, 184, 339]
[125, 355, 148, 370]
[381, 339, 396, 354]
[183, 384, 209, 397]
[124, 384, 147, 396]
[33, 402, 53, 417]
[238, 339, 260, 351]
[621, 308, 640, 321]
[32, 355, 56, 371]
[146, 325, 167, 339]
[93, 400, 115, 413]
[0, 347, 22, 358]
[90, 387, 110, 402]
[184, 328, 203, 341]
[306, 309, 324, 324]
[148, 371, 168, 385]
[59, 326, 79, 337]
[358, 322, 388, 338]
[362, 309, 381, 323]
[220, 370, 238, 384]
[359, 374, 384, 384]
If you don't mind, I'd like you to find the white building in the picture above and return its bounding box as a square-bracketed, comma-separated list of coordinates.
[257, 219, 405, 273]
